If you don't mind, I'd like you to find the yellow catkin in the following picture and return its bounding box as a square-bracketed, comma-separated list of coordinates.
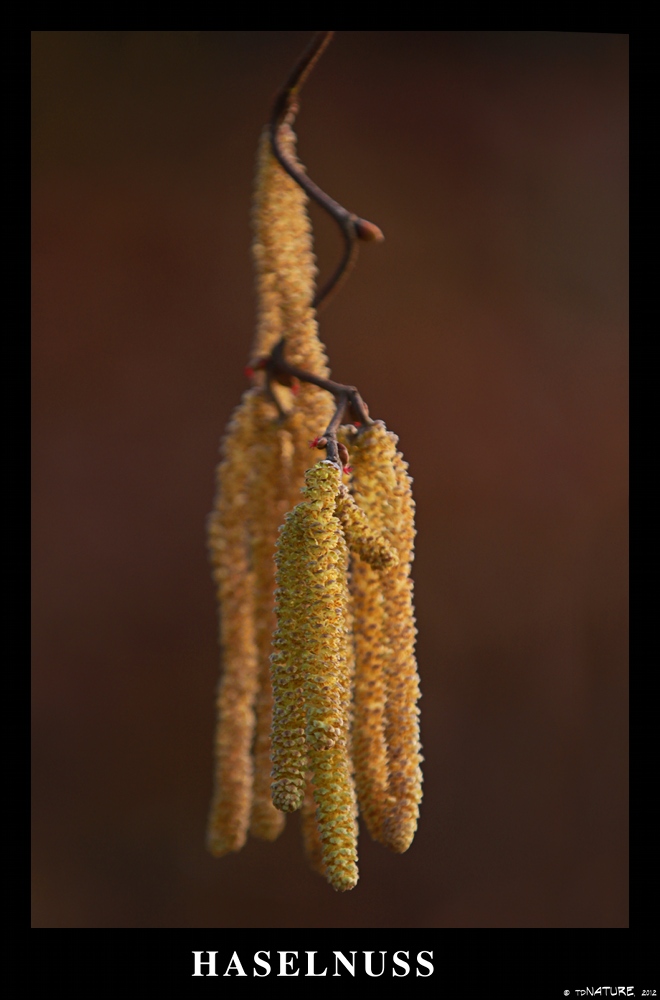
[380, 442, 422, 853]
[206, 390, 261, 856]
[301, 489, 359, 883]
[335, 484, 399, 570]
[270, 502, 308, 812]
[349, 421, 422, 852]
[252, 125, 319, 362]
[272, 462, 358, 890]
[247, 396, 290, 841]
[252, 124, 334, 501]
[347, 424, 396, 844]
[252, 124, 329, 381]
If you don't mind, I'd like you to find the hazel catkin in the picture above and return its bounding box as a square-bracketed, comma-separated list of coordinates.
[272, 462, 358, 890]
[349, 421, 423, 853]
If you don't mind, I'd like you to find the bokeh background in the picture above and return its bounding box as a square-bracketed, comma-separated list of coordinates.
[32, 31, 628, 928]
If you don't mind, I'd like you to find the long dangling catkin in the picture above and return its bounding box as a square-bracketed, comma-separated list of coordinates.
[349, 421, 422, 852]
[303, 464, 357, 891]
[347, 423, 396, 844]
[206, 390, 261, 856]
[252, 125, 317, 361]
[300, 489, 364, 882]
[247, 395, 291, 841]
[252, 123, 334, 532]
[270, 501, 308, 814]
[272, 462, 358, 890]
[380, 442, 422, 853]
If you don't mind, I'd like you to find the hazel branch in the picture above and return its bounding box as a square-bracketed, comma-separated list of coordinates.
[209, 30, 422, 892]
[269, 30, 384, 311]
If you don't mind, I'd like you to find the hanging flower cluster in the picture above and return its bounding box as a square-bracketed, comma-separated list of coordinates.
[206, 33, 422, 891]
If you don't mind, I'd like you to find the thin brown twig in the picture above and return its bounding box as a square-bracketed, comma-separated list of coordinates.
[260, 338, 372, 467]
[269, 31, 384, 311]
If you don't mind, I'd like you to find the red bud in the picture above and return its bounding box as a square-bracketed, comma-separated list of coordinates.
[355, 219, 384, 243]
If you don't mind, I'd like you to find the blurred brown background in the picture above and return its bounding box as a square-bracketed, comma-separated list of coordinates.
[32, 31, 628, 928]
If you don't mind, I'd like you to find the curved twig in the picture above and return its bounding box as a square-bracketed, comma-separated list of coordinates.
[261, 338, 372, 468]
[269, 31, 384, 311]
